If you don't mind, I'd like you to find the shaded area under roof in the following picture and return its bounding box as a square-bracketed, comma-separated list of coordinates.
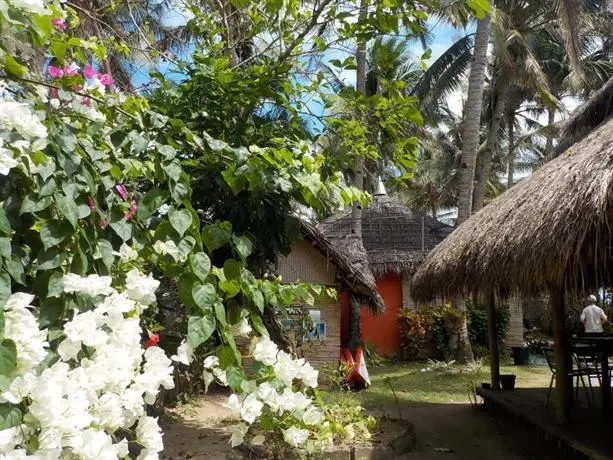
[318, 196, 453, 278]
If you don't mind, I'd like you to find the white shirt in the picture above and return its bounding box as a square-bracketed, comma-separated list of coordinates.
[580, 305, 607, 333]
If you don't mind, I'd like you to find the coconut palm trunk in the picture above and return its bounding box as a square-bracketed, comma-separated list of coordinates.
[348, 0, 369, 353]
[452, 2, 493, 365]
[455, 6, 493, 225]
[473, 77, 510, 212]
[506, 113, 515, 188]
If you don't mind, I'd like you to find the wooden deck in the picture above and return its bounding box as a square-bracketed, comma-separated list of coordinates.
[477, 386, 613, 460]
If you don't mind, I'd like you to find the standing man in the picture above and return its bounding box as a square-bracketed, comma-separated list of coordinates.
[580, 295, 608, 334]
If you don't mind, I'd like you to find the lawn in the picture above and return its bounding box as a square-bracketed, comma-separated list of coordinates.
[326, 361, 552, 414]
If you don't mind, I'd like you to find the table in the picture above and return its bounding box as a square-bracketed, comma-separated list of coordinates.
[570, 336, 613, 415]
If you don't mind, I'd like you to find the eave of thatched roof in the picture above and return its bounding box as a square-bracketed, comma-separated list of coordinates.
[318, 196, 452, 278]
[296, 219, 385, 313]
[411, 115, 613, 302]
[557, 76, 613, 154]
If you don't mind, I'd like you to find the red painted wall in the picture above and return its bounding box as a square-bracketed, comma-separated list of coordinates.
[341, 274, 403, 357]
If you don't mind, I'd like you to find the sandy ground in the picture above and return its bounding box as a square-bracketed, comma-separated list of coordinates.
[160, 393, 565, 460]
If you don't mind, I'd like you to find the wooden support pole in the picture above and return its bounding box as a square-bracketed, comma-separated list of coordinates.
[550, 286, 571, 423]
[486, 291, 500, 389]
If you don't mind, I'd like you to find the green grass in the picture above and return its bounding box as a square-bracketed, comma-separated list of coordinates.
[325, 361, 553, 414]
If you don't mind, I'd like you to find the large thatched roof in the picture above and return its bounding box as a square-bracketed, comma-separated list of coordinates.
[411, 114, 613, 302]
[556, 76, 613, 154]
[318, 195, 452, 278]
[296, 219, 385, 312]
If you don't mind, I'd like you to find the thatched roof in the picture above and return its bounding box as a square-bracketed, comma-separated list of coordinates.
[411, 114, 613, 302]
[556, 76, 613, 154]
[296, 219, 385, 312]
[318, 195, 452, 278]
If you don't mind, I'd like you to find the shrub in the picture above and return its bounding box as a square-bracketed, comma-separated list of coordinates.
[398, 307, 448, 360]
[466, 300, 510, 358]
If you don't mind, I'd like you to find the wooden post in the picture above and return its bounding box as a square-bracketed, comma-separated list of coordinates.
[486, 291, 500, 389]
[550, 286, 570, 423]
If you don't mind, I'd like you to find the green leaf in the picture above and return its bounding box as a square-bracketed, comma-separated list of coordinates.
[0, 271, 10, 309]
[466, 0, 491, 19]
[223, 332, 241, 364]
[187, 314, 216, 348]
[0, 339, 17, 378]
[55, 193, 79, 228]
[192, 283, 217, 312]
[4, 257, 24, 286]
[223, 259, 242, 280]
[232, 235, 252, 261]
[252, 290, 265, 313]
[225, 366, 245, 390]
[96, 240, 114, 271]
[190, 253, 211, 282]
[20, 195, 52, 214]
[137, 188, 168, 220]
[39, 221, 71, 250]
[218, 344, 237, 367]
[38, 298, 64, 328]
[109, 210, 133, 242]
[50, 40, 68, 61]
[251, 314, 267, 335]
[0, 238, 10, 260]
[37, 247, 62, 270]
[0, 210, 11, 235]
[201, 222, 232, 252]
[176, 236, 196, 261]
[169, 209, 192, 237]
[214, 302, 227, 326]
[219, 279, 240, 297]
[0, 405, 22, 430]
[47, 272, 64, 298]
[3, 55, 26, 78]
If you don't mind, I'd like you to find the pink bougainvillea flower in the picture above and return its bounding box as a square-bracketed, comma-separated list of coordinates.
[99, 218, 109, 229]
[49, 88, 59, 99]
[63, 65, 78, 77]
[80, 96, 92, 107]
[87, 195, 96, 211]
[47, 65, 63, 79]
[115, 184, 128, 201]
[82, 64, 97, 79]
[124, 211, 133, 221]
[51, 18, 66, 31]
[74, 84, 84, 92]
[98, 74, 114, 86]
[130, 199, 137, 213]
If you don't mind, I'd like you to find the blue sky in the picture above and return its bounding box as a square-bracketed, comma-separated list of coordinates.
[128, 17, 473, 132]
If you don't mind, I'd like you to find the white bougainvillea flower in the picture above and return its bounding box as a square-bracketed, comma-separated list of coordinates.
[203, 356, 219, 369]
[229, 318, 252, 338]
[153, 239, 182, 261]
[202, 369, 215, 392]
[240, 393, 263, 424]
[157, 203, 171, 216]
[296, 360, 319, 389]
[125, 269, 159, 306]
[0, 140, 19, 175]
[171, 340, 193, 365]
[302, 407, 324, 426]
[225, 394, 242, 414]
[115, 243, 138, 262]
[277, 388, 311, 413]
[251, 434, 265, 446]
[229, 423, 249, 448]
[282, 426, 310, 447]
[250, 335, 278, 366]
[273, 350, 301, 387]
[0, 102, 48, 139]
[8, 0, 50, 14]
[136, 416, 164, 458]
[63, 273, 115, 297]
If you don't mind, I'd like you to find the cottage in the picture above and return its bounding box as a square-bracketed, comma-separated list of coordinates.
[275, 219, 384, 368]
[318, 182, 452, 357]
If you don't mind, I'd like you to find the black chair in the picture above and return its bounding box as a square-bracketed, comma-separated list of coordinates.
[544, 348, 592, 407]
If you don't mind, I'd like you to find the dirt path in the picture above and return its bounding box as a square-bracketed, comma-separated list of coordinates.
[160, 393, 239, 460]
[160, 394, 562, 460]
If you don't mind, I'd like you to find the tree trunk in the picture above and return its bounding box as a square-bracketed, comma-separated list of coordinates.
[550, 285, 571, 423]
[473, 78, 510, 213]
[506, 113, 515, 188]
[544, 108, 556, 160]
[455, 5, 493, 226]
[454, 299, 474, 364]
[486, 291, 500, 388]
[348, 295, 362, 355]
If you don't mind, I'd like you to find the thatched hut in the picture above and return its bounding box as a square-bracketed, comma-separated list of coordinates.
[319, 183, 452, 356]
[411, 78, 613, 422]
[274, 219, 384, 368]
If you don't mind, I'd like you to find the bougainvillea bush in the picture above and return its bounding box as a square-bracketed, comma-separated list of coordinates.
[0, 0, 381, 456]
